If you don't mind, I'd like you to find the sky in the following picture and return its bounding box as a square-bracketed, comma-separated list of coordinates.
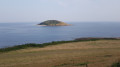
[0, 0, 120, 22]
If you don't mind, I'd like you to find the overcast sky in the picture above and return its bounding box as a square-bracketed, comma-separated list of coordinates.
[0, 0, 120, 22]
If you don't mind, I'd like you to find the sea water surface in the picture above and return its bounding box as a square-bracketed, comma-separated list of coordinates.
[0, 22, 120, 48]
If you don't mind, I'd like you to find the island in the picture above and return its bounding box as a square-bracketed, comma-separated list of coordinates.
[38, 20, 70, 26]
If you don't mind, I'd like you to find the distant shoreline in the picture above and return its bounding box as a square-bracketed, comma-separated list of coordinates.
[0, 37, 120, 53]
[37, 24, 71, 26]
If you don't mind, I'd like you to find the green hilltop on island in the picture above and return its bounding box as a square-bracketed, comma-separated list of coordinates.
[38, 20, 70, 26]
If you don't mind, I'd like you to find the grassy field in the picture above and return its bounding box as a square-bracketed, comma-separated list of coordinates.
[0, 40, 120, 67]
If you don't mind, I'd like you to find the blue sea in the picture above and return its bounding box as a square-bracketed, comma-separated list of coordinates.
[0, 22, 120, 48]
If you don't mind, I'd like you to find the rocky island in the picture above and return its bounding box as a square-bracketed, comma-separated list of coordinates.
[38, 20, 70, 26]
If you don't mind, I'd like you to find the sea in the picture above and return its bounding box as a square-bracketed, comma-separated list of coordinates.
[0, 22, 120, 48]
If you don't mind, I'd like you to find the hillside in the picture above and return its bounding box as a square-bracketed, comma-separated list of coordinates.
[0, 39, 120, 67]
[38, 20, 70, 26]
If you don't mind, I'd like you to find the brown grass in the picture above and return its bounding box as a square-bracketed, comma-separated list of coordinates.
[0, 40, 120, 67]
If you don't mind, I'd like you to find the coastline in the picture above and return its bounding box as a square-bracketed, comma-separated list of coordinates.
[37, 24, 71, 26]
[0, 37, 120, 67]
[0, 37, 120, 53]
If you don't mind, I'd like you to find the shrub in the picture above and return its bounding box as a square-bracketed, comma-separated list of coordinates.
[111, 61, 120, 67]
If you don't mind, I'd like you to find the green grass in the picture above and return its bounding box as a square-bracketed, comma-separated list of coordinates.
[0, 38, 119, 53]
[54, 63, 68, 67]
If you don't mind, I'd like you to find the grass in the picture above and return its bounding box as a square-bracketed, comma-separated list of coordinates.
[0, 39, 120, 67]
[0, 37, 119, 53]
[54, 62, 88, 67]
[54, 63, 68, 67]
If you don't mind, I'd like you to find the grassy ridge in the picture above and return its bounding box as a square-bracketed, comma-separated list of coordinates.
[0, 38, 119, 52]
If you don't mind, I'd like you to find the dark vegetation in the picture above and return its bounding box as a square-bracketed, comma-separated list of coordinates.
[38, 20, 69, 26]
[111, 61, 120, 67]
[39, 20, 62, 25]
[0, 37, 120, 53]
[74, 62, 88, 66]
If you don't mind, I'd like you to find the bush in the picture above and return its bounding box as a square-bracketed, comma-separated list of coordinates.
[111, 61, 120, 67]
